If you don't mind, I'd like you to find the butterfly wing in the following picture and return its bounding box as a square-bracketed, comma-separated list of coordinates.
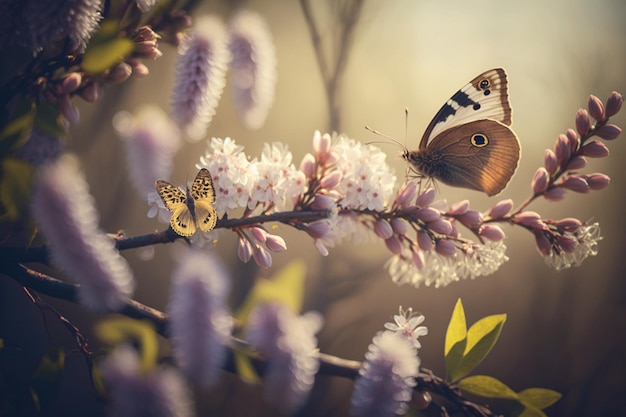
[419, 68, 512, 149]
[191, 168, 218, 233]
[155, 179, 196, 236]
[417, 119, 520, 196]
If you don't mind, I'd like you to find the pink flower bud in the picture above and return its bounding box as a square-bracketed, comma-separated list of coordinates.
[238, 238, 252, 262]
[412, 250, 425, 270]
[561, 176, 590, 193]
[80, 83, 101, 103]
[299, 153, 316, 178]
[587, 95, 606, 121]
[313, 131, 331, 160]
[581, 140, 609, 158]
[478, 224, 505, 241]
[487, 199, 513, 219]
[320, 171, 342, 189]
[575, 108, 591, 136]
[252, 244, 272, 268]
[374, 219, 394, 239]
[605, 91, 623, 117]
[265, 234, 287, 252]
[583, 173, 610, 190]
[544, 149, 558, 175]
[554, 134, 570, 166]
[390, 218, 408, 235]
[427, 218, 453, 235]
[61, 72, 82, 93]
[458, 210, 482, 227]
[311, 194, 335, 210]
[416, 230, 433, 251]
[108, 63, 133, 83]
[534, 231, 552, 256]
[565, 156, 587, 171]
[531, 167, 549, 194]
[447, 200, 469, 215]
[129, 59, 149, 77]
[394, 182, 417, 207]
[250, 226, 267, 242]
[306, 221, 330, 238]
[414, 207, 440, 222]
[565, 129, 579, 152]
[544, 186, 567, 201]
[435, 239, 456, 257]
[554, 217, 582, 232]
[559, 235, 577, 253]
[416, 188, 436, 207]
[595, 124, 621, 140]
[384, 236, 403, 255]
[514, 211, 543, 229]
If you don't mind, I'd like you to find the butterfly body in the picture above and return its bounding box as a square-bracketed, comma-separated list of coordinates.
[155, 168, 218, 237]
[404, 68, 520, 196]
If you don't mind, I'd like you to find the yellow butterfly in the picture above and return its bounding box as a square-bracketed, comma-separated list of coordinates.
[155, 168, 218, 237]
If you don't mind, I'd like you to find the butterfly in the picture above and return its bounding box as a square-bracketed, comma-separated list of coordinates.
[403, 68, 521, 196]
[155, 168, 218, 237]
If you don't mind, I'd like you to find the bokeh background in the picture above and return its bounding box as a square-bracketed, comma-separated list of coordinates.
[2, 0, 626, 416]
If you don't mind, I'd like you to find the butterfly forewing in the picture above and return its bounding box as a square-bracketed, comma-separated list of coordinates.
[155, 180, 187, 211]
[191, 168, 216, 203]
[420, 68, 512, 149]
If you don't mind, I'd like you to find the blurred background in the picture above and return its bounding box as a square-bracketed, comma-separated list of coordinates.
[2, 0, 626, 416]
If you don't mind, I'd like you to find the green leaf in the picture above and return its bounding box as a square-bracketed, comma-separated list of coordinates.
[30, 348, 65, 412]
[234, 259, 306, 325]
[0, 96, 35, 155]
[0, 158, 34, 221]
[444, 298, 467, 382]
[233, 350, 261, 385]
[82, 20, 133, 74]
[452, 314, 506, 381]
[94, 318, 158, 371]
[517, 402, 548, 417]
[518, 388, 562, 409]
[445, 299, 467, 355]
[458, 375, 519, 400]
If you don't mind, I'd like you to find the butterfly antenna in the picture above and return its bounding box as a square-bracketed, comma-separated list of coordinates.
[364, 125, 406, 152]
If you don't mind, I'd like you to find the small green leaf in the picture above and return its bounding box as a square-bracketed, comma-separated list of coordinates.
[518, 388, 562, 409]
[0, 97, 35, 155]
[444, 298, 467, 382]
[445, 298, 467, 355]
[452, 314, 506, 380]
[458, 375, 519, 400]
[234, 259, 306, 325]
[30, 348, 65, 412]
[517, 402, 548, 417]
[233, 350, 261, 385]
[94, 318, 158, 371]
[0, 158, 34, 221]
[82, 21, 133, 74]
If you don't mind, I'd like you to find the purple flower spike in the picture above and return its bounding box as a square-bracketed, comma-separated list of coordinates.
[575, 108, 591, 136]
[581, 140, 610, 158]
[587, 95, 606, 121]
[531, 167, 549, 194]
[595, 124, 622, 140]
[605, 91, 623, 117]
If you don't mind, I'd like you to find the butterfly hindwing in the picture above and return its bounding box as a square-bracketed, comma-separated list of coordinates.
[154, 169, 218, 237]
[419, 68, 512, 149]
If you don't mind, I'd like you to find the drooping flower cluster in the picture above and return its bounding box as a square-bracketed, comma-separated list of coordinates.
[170, 10, 277, 139]
[245, 303, 323, 413]
[351, 306, 426, 417]
[113, 105, 181, 197]
[31, 154, 135, 312]
[168, 249, 233, 387]
[99, 345, 193, 417]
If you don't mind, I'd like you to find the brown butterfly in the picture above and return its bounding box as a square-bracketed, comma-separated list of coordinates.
[404, 68, 520, 196]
